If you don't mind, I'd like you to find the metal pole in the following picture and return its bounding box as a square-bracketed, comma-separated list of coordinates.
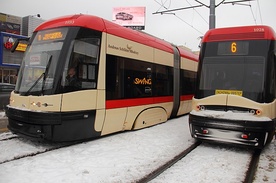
[209, 0, 216, 29]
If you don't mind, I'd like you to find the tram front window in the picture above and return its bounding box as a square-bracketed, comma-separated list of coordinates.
[14, 28, 68, 96]
[15, 27, 101, 95]
[198, 56, 265, 101]
[15, 40, 64, 96]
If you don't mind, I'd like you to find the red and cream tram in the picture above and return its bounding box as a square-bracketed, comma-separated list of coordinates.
[189, 25, 276, 149]
[7, 14, 198, 141]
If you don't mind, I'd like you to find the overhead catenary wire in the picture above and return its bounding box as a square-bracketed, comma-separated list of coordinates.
[156, 0, 171, 13]
[153, 0, 205, 35]
[249, 1, 257, 25]
[154, 0, 257, 29]
[229, 0, 257, 25]
[152, 0, 265, 48]
[186, 0, 208, 25]
[256, 0, 263, 24]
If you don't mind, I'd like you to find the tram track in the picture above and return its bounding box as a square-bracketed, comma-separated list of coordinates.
[137, 141, 202, 183]
[137, 141, 262, 183]
[0, 129, 267, 182]
[0, 135, 18, 141]
[1, 135, 261, 182]
[244, 149, 261, 183]
[0, 132, 18, 141]
[0, 135, 81, 165]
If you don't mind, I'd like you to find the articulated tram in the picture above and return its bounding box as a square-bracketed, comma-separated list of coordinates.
[6, 14, 198, 141]
[189, 25, 276, 149]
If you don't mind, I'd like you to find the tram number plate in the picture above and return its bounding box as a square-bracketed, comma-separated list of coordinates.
[215, 90, 243, 96]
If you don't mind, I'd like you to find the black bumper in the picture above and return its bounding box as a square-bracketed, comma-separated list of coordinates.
[189, 113, 276, 149]
[6, 106, 101, 141]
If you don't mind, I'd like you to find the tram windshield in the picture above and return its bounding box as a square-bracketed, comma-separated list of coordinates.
[15, 27, 101, 95]
[198, 56, 265, 101]
[15, 28, 68, 95]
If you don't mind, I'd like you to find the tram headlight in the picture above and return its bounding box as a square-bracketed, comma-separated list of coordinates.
[10, 97, 15, 103]
[31, 101, 41, 107]
[249, 109, 255, 114]
[256, 109, 262, 115]
[196, 105, 201, 111]
[249, 109, 262, 115]
[196, 105, 205, 111]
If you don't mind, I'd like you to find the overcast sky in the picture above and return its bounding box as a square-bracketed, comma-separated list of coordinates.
[1, 0, 275, 51]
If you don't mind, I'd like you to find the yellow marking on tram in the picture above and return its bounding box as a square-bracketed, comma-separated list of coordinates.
[215, 90, 243, 96]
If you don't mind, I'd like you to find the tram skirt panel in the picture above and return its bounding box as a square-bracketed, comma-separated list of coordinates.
[132, 107, 167, 130]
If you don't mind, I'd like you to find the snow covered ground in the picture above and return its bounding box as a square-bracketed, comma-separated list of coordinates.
[0, 111, 6, 118]
[0, 112, 275, 183]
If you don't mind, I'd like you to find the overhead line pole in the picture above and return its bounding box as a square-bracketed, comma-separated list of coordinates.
[209, 0, 216, 29]
[153, 0, 255, 29]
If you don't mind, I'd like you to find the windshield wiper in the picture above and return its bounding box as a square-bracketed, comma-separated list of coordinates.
[41, 55, 53, 95]
[24, 54, 53, 96]
[24, 72, 44, 96]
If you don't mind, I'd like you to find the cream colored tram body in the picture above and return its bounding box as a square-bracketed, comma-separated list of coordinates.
[189, 25, 276, 149]
[7, 14, 198, 141]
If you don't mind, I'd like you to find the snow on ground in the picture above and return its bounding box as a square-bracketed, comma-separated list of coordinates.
[254, 138, 276, 182]
[0, 116, 194, 183]
[0, 111, 6, 118]
[0, 114, 275, 183]
[0, 137, 62, 163]
[151, 144, 252, 183]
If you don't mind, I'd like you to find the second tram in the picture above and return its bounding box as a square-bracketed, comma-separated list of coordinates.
[6, 14, 198, 141]
[189, 25, 276, 149]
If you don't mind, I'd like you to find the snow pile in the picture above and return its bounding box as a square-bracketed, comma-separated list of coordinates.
[190, 110, 272, 121]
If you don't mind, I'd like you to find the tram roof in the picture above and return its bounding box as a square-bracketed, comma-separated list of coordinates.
[35, 14, 198, 61]
[202, 25, 276, 43]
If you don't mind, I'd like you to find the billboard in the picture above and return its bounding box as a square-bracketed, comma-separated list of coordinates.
[112, 7, 146, 30]
[0, 13, 21, 35]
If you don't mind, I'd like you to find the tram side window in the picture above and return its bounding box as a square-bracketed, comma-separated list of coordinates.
[106, 55, 153, 100]
[181, 70, 197, 95]
[124, 59, 152, 98]
[106, 57, 119, 99]
[106, 55, 174, 100]
[63, 38, 100, 92]
[154, 65, 173, 96]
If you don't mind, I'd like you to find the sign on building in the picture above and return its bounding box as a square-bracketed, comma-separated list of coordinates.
[1, 32, 27, 66]
[0, 13, 21, 35]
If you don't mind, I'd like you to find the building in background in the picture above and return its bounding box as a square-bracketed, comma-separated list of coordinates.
[22, 15, 44, 37]
[0, 12, 44, 84]
[0, 32, 27, 83]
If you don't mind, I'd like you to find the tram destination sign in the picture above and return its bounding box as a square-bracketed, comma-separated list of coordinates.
[35, 28, 68, 43]
[217, 41, 249, 55]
